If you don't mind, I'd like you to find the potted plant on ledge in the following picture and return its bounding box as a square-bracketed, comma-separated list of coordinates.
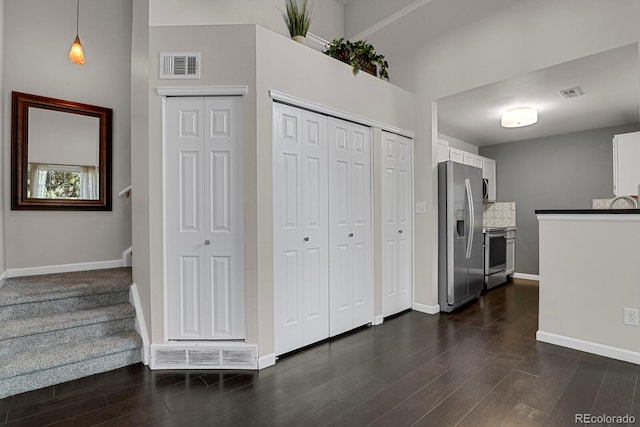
[283, 0, 312, 44]
[323, 38, 389, 81]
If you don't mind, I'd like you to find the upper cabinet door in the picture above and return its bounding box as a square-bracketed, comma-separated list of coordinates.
[613, 131, 640, 196]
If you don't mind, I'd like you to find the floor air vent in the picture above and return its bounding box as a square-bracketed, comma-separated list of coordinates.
[159, 52, 200, 79]
[150, 343, 257, 370]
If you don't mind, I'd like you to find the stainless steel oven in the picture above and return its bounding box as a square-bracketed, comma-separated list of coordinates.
[484, 227, 507, 289]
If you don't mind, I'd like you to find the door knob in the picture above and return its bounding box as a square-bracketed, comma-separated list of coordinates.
[204, 240, 210, 245]
[348, 233, 354, 238]
[303, 236, 309, 242]
[398, 230, 403, 234]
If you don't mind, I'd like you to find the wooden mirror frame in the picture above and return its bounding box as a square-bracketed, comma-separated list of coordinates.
[11, 91, 112, 210]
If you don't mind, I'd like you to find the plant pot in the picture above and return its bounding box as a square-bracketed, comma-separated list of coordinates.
[291, 35, 306, 44]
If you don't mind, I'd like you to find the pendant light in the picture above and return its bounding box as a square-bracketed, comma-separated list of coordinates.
[68, 0, 85, 65]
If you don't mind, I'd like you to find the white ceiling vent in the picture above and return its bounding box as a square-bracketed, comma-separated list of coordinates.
[559, 86, 584, 99]
[159, 52, 200, 79]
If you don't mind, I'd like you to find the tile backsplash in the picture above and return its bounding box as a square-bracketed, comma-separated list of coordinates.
[483, 202, 516, 227]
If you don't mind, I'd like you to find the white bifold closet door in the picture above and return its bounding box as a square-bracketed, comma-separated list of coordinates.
[328, 117, 373, 337]
[273, 103, 329, 356]
[165, 96, 245, 340]
[381, 131, 413, 317]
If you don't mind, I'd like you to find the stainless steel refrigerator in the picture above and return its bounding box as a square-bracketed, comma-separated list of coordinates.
[438, 161, 484, 312]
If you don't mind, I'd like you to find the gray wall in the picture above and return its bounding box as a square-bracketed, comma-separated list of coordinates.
[3, 0, 132, 270]
[480, 122, 640, 275]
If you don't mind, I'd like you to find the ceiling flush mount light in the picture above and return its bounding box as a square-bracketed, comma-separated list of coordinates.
[500, 107, 538, 128]
[68, 0, 85, 65]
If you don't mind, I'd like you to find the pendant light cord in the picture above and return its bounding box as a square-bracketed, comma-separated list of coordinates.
[75, 0, 80, 36]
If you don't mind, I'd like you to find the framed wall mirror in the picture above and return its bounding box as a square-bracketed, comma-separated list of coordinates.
[11, 91, 112, 210]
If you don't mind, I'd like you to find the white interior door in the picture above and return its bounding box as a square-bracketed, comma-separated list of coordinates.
[273, 103, 329, 355]
[328, 117, 373, 337]
[382, 131, 413, 317]
[165, 96, 245, 340]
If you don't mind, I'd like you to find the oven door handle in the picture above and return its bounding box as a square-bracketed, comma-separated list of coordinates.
[465, 178, 474, 259]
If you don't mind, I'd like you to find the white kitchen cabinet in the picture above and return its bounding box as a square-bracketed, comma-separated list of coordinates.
[437, 139, 449, 163]
[463, 151, 475, 166]
[381, 131, 413, 317]
[473, 155, 483, 169]
[165, 96, 246, 340]
[482, 157, 496, 201]
[613, 131, 640, 196]
[449, 147, 465, 164]
[328, 117, 373, 337]
[273, 103, 329, 356]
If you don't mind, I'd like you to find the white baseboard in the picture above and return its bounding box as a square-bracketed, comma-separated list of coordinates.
[122, 247, 133, 267]
[258, 353, 276, 369]
[513, 272, 540, 281]
[130, 283, 150, 366]
[536, 331, 640, 365]
[372, 315, 384, 326]
[413, 302, 440, 315]
[6, 259, 124, 278]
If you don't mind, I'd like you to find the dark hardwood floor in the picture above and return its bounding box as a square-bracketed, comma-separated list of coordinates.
[2, 279, 638, 426]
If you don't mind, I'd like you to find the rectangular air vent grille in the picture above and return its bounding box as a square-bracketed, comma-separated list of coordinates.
[159, 52, 200, 79]
[559, 86, 583, 99]
[150, 344, 257, 370]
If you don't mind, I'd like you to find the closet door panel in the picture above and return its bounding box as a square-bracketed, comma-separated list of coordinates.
[204, 96, 245, 339]
[273, 103, 304, 355]
[301, 110, 329, 346]
[273, 104, 329, 354]
[381, 131, 413, 317]
[166, 97, 207, 340]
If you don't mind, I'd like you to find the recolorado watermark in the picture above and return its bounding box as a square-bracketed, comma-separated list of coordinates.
[575, 413, 636, 424]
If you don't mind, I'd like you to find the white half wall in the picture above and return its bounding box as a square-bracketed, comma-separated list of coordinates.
[3, 0, 133, 269]
[537, 216, 640, 359]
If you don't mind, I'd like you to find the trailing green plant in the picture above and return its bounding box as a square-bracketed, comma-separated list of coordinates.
[323, 38, 389, 81]
[283, 0, 312, 38]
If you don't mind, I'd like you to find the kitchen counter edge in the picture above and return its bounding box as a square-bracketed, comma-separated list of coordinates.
[535, 209, 640, 214]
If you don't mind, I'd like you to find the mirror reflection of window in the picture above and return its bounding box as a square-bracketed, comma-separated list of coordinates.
[27, 108, 99, 200]
[27, 164, 99, 200]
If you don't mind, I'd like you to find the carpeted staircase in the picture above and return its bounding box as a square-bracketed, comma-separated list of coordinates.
[0, 267, 142, 399]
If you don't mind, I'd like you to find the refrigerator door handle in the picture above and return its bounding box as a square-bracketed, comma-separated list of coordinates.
[465, 178, 474, 259]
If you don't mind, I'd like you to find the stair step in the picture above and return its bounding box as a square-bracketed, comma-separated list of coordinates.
[0, 331, 142, 382]
[0, 304, 137, 356]
[0, 268, 133, 321]
[0, 267, 132, 307]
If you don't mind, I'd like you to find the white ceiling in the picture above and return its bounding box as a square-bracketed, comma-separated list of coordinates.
[340, 0, 640, 147]
[437, 44, 640, 146]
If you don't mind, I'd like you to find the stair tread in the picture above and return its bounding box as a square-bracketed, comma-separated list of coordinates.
[0, 268, 132, 307]
[0, 303, 136, 341]
[0, 331, 142, 381]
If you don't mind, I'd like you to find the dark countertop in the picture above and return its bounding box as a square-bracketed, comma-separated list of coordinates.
[536, 209, 640, 214]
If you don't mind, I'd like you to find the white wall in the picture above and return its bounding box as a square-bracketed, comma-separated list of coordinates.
[131, 0, 151, 344]
[0, 0, 5, 277]
[149, 0, 345, 41]
[343, 0, 415, 39]
[388, 0, 640, 308]
[3, 0, 132, 270]
[142, 24, 415, 356]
